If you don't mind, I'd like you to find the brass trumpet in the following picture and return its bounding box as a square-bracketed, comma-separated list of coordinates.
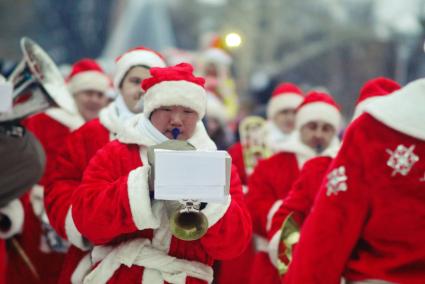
[277, 213, 300, 275]
[147, 139, 209, 241]
[239, 116, 271, 175]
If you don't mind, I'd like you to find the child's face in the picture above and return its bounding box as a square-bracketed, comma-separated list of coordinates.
[150, 105, 199, 140]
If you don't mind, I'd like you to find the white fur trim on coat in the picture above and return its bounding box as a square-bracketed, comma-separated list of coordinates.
[295, 102, 341, 131]
[68, 71, 110, 95]
[143, 81, 207, 119]
[0, 199, 24, 239]
[118, 115, 216, 151]
[45, 108, 85, 131]
[114, 50, 166, 88]
[352, 96, 383, 121]
[267, 94, 303, 119]
[266, 199, 283, 232]
[98, 102, 121, 139]
[127, 166, 162, 230]
[85, 238, 214, 284]
[276, 131, 341, 168]
[71, 253, 92, 284]
[267, 229, 282, 267]
[201, 195, 231, 228]
[65, 207, 91, 250]
[365, 78, 425, 141]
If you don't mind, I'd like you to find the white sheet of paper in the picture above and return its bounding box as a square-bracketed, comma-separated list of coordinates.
[154, 149, 228, 202]
[0, 82, 13, 113]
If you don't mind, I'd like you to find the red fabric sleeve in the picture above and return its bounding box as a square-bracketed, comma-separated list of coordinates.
[245, 158, 280, 237]
[227, 143, 248, 185]
[200, 165, 252, 260]
[71, 141, 143, 245]
[44, 128, 88, 239]
[268, 157, 332, 239]
[284, 123, 370, 284]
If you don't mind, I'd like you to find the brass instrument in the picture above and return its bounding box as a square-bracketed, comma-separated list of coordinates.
[0, 37, 77, 122]
[277, 213, 300, 275]
[239, 116, 271, 175]
[147, 139, 209, 241]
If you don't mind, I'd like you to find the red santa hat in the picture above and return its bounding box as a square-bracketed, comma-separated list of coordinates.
[352, 77, 400, 119]
[267, 83, 304, 119]
[141, 63, 207, 119]
[114, 46, 167, 88]
[296, 91, 341, 130]
[67, 59, 111, 95]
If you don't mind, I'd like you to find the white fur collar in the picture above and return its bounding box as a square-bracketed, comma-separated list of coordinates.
[45, 108, 85, 131]
[99, 102, 121, 137]
[265, 120, 291, 152]
[365, 78, 425, 141]
[275, 131, 340, 167]
[117, 114, 217, 151]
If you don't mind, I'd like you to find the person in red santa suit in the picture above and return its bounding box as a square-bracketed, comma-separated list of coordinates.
[284, 78, 425, 284]
[43, 46, 167, 283]
[70, 63, 252, 283]
[215, 83, 304, 284]
[266, 77, 401, 279]
[3, 59, 110, 284]
[245, 91, 342, 284]
[227, 82, 304, 188]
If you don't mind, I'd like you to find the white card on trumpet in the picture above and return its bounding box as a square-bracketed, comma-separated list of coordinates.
[0, 82, 13, 113]
[154, 149, 230, 203]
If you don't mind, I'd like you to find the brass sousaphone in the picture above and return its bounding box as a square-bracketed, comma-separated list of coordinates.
[0, 37, 77, 122]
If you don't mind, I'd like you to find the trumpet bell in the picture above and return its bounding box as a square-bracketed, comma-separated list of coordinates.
[170, 210, 208, 241]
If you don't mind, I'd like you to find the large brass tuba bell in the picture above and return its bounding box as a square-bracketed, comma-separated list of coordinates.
[0, 37, 77, 122]
[147, 140, 209, 241]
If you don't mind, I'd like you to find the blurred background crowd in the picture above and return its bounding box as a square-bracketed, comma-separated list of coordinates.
[2, 0, 425, 147]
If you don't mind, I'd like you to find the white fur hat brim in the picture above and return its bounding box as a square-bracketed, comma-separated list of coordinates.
[296, 102, 341, 130]
[114, 50, 166, 88]
[68, 71, 110, 94]
[267, 93, 304, 119]
[143, 81, 207, 119]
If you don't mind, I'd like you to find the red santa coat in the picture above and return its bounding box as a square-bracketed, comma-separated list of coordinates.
[216, 142, 255, 284]
[227, 142, 248, 186]
[285, 90, 425, 284]
[246, 132, 340, 284]
[71, 115, 252, 283]
[0, 240, 5, 284]
[4, 109, 85, 284]
[266, 156, 333, 274]
[44, 102, 125, 283]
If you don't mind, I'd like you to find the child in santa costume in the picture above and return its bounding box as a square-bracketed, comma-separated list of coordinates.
[266, 77, 401, 279]
[284, 78, 425, 284]
[245, 91, 342, 284]
[3, 59, 110, 284]
[43, 47, 166, 283]
[70, 63, 252, 283]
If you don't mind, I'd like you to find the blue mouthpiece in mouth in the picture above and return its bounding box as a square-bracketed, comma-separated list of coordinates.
[171, 128, 180, 140]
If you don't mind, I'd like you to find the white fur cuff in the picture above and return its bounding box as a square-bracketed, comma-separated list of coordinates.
[127, 166, 161, 230]
[202, 195, 232, 228]
[0, 199, 24, 239]
[268, 229, 282, 268]
[266, 199, 283, 232]
[65, 206, 91, 250]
